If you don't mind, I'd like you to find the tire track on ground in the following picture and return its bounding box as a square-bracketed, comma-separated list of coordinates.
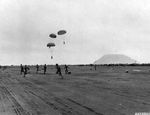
[0, 86, 29, 115]
[66, 98, 104, 115]
[15, 77, 104, 115]
[0, 74, 29, 115]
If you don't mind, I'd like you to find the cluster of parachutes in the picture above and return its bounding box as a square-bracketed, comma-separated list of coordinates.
[47, 30, 67, 59]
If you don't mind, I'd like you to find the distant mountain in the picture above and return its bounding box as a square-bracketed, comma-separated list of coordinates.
[94, 54, 136, 64]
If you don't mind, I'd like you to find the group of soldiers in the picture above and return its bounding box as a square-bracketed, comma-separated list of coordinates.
[20, 64, 70, 79]
[20, 64, 30, 77]
[36, 64, 47, 74]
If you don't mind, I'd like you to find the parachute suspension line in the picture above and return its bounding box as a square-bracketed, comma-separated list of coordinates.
[50, 48, 54, 59]
[47, 30, 67, 61]
[47, 42, 55, 60]
[57, 30, 67, 45]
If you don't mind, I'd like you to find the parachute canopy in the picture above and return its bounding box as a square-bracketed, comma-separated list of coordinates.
[57, 30, 67, 35]
[49, 33, 57, 38]
[47, 43, 55, 48]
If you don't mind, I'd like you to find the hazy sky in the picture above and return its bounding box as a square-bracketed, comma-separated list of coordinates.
[0, 0, 150, 65]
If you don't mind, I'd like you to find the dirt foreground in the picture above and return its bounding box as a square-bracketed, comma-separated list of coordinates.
[0, 65, 150, 115]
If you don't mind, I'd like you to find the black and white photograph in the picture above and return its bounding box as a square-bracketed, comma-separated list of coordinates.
[0, 0, 150, 115]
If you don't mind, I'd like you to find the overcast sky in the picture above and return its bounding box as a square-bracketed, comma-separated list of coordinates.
[0, 0, 150, 65]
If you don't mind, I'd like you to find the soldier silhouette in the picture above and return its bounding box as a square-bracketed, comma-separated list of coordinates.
[36, 64, 39, 74]
[20, 64, 24, 75]
[56, 64, 63, 79]
[43, 64, 47, 74]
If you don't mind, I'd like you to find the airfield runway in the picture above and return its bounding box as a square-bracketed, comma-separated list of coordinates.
[0, 65, 150, 115]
